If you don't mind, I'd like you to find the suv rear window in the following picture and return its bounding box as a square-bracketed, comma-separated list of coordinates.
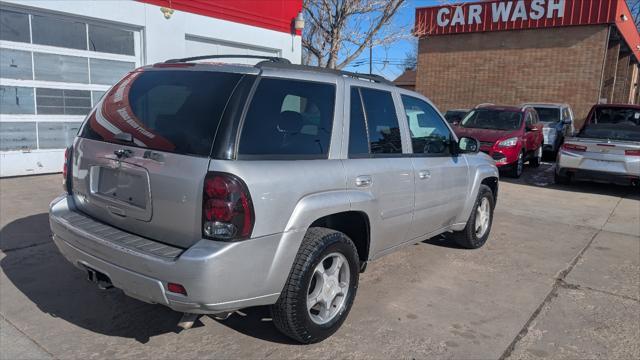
[238, 78, 335, 159]
[80, 70, 244, 156]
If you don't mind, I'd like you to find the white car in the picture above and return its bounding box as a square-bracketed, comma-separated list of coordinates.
[556, 104, 640, 186]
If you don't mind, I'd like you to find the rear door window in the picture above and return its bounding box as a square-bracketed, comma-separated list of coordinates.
[80, 70, 244, 156]
[358, 87, 402, 155]
[348, 87, 370, 157]
[238, 78, 335, 159]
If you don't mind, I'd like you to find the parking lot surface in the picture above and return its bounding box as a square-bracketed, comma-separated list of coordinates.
[1, 164, 638, 359]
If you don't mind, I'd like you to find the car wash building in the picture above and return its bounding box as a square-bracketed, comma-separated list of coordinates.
[414, 0, 640, 127]
[0, 0, 302, 177]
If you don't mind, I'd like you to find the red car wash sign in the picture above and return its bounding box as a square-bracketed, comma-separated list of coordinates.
[415, 0, 621, 36]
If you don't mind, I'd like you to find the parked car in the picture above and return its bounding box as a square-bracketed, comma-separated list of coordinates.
[453, 105, 544, 177]
[555, 104, 640, 186]
[444, 109, 469, 124]
[521, 103, 575, 155]
[49, 55, 499, 344]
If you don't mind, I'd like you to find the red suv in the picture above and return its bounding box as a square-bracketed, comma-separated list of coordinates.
[454, 105, 544, 177]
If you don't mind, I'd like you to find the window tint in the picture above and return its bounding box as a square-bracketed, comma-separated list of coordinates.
[0, 86, 35, 114]
[461, 109, 523, 130]
[525, 112, 534, 127]
[401, 95, 452, 155]
[36, 88, 91, 115]
[238, 78, 335, 159]
[348, 87, 369, 156]
[88, 24, 135, 55]
[534, 107, 560, 123]
[31, 14, 87, 50]
[80, 71, 244, 157]
[0, 9, 30, 43]
[34, 52, 89, 83]
[89, 58, 135, 85]
[359, 87, 401, 155]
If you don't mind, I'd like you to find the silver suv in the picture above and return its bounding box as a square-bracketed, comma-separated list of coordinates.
[49, 56, 499, 343]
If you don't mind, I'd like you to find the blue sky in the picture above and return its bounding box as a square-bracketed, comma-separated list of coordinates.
[343, 0, 472, 79]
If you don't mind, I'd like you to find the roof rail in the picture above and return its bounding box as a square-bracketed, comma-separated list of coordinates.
[256, 62, 394, 85]
[164, 54, 291, 64]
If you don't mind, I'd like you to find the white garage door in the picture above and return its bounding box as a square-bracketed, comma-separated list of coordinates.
[0, 5, 142, 177]
[185, 34, 280, 64]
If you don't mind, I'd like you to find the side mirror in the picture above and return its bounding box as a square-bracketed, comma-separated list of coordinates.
[458, 137, 479, 154]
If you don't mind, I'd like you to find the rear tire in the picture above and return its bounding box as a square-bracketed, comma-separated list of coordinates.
[530, 146, 542, 168]
[271, 227, 359, 344]
[554, 171, 571, 185]
[446, 185, 494, 249]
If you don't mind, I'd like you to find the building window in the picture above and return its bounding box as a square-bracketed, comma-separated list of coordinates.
[0, 10, 30, 43]
[0, 5, 142, 161]
[0, 86, 35, 114]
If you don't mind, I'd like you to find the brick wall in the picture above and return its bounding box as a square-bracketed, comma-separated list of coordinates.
[601, 39, 620, 103]
[416, 25, 610, 127]
[613, 50, 632, 103]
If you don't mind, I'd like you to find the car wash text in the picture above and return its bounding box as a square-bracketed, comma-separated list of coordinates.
[436, 0, 566, 27]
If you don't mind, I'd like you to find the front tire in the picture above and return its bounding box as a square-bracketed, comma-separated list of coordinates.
[506, 151, 524, 178]
[271, 227, 359, 344]
[447, 184, 494, 249]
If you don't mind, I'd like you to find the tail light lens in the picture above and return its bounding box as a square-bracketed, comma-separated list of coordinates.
[625, 149, 640, 156]
[202, 172, 254, 241]
[62, 147, 73, 194]
[562, 143, 587, 152]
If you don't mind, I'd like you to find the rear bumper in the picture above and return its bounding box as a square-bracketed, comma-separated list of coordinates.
[556, 149, 640, 185]
[49, 195, 304, 313]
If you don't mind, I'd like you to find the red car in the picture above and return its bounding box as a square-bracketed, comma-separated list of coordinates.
[454, 105, 544, 177]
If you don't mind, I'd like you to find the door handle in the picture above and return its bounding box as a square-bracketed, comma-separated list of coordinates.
[355, 175, 372, 187]
[418, 170, 431, 180]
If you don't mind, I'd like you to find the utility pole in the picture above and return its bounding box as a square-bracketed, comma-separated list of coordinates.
[369, 40, 372, 75]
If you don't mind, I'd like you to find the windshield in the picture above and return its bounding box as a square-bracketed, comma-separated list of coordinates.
[534, 107, 560, 123]
[460, 109, 523, 130]
[444, 110, 466, 123]
[579, 107, 640, 142]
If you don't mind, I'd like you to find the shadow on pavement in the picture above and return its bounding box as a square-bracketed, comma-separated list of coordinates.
[211, 307, 299, 345]
[500, 162, 636, 198]
[0, 213, 181, 344]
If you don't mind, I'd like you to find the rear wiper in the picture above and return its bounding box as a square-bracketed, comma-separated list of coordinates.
[114, 132, 134, 143]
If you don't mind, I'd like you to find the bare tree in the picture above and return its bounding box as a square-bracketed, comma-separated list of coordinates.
[302, 0, 406, 69]
[630, 0, 640, 30]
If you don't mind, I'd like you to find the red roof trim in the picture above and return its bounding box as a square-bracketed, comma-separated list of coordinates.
[137, 0, 302, 34]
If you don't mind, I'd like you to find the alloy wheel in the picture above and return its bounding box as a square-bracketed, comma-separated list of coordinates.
[306, 252, 351, 325]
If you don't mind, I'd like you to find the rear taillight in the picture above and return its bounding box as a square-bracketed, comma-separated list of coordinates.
[562, 143, 587, 152]
[63, 147, 73, 194]
[202, 172, 254, 241]
[625, 149, 640, 156]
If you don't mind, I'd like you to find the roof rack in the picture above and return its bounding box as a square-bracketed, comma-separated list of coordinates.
[256, 62, 394, 85]
[164, 54, 291, 64]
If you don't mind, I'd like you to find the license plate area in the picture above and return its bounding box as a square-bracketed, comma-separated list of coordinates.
[88, 162, 152, 221]
[97, 167, 147, 209]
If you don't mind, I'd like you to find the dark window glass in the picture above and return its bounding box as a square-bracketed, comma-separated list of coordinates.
[0, 86, 35, 114]
[349, 87, 369, 156]
[359, 87, 401, 155]
[36, 88, 91, 115]
[239, 78, 335, 158]
[0, 122, 36, 151]
[32, 14, 87, 50]
[0, 9, 30, 43]
[0, 48, 32, 80]
[88, 24, 135, 55]
[525, 112, 534, 127]
[461, 109, 523, 130]
[401, 95, 452, 155]
[534, 107, 560, 123]
[80, 71, 243, 157]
